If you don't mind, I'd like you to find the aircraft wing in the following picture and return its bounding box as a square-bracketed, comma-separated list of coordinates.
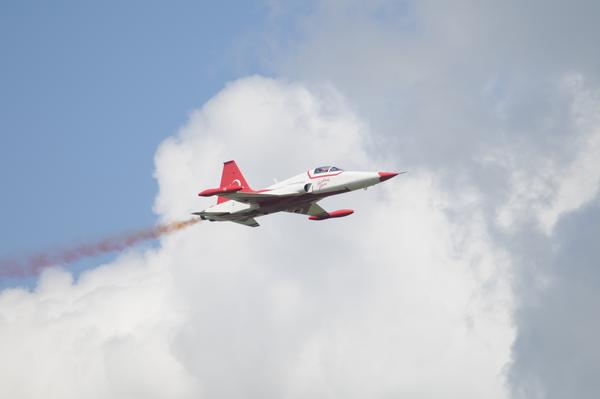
[232, 217, 260, 227]
[222, 190, 302, 204]
[285, 202, 327, 216]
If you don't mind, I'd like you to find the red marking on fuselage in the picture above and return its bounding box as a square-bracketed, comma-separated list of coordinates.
[316, 178, 330, 190]
[239, 188, 272, 193]
[306, 171, 343, 179]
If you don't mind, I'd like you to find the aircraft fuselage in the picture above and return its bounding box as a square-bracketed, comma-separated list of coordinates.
[194, 162, 401, 227]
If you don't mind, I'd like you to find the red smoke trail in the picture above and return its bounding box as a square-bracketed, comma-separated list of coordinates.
[0, 218, 201, 278]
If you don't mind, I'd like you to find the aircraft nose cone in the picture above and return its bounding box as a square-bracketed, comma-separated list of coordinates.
[378, 171, 399, 182]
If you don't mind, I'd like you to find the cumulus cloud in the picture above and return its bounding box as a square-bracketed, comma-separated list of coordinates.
[260, 1, 600, 397]
[5, 1, 599, 396]
[496, 74, 600, 234]
[0, 77, 513, 398]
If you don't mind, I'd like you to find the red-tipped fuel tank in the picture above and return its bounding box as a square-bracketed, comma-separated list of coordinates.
[309, 209, 354, 221]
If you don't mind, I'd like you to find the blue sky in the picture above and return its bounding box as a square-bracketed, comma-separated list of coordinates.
[0, 1, 281, 265]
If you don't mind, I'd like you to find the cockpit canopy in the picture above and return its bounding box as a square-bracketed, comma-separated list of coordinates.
[313, 166, 343, 174]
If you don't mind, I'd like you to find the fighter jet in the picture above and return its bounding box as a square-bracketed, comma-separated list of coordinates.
[193, 160, 404, 227]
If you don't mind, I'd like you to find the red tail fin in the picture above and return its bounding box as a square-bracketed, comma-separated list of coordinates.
[218, 160, 250, 204]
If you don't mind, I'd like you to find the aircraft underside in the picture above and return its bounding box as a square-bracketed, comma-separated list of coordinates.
[196, 189, 349, 227]
[194, 160, 402, 227]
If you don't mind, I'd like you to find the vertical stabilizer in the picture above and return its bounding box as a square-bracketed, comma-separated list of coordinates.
[218, 160, 250, 204]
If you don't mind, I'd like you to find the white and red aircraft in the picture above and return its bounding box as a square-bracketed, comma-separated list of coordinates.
[193, 160, 404, 227]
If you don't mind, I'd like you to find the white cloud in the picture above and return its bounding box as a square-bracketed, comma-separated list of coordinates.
[258, 1, 600, 397]
[495, 74, 600, 234]
[0, 251, 197, 399]
[0, 77, 513, 398]
[537, 76, 600, 232]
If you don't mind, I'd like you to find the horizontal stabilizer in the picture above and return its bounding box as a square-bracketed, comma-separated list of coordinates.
[198, 185, 242, 197]
[191, 211, 229, 217]
[232, 217, 260, 227]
